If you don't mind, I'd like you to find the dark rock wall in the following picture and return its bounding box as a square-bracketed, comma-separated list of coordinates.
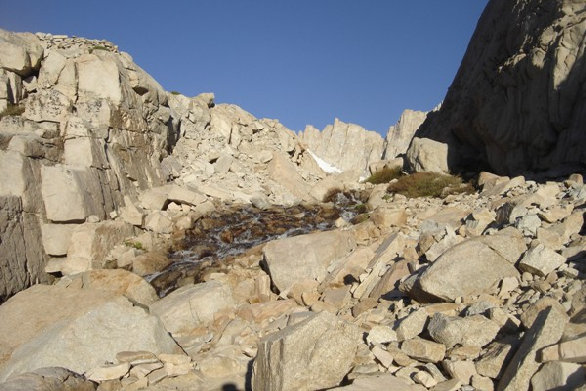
[414, 0, 586, 175]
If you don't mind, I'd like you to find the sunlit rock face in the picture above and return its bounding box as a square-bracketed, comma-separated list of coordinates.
[299, 118, 385, 177]
[411, 0, 586, 176]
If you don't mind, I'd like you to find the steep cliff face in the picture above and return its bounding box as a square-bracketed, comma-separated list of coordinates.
[299, 118, 385, 176]
[411, 0, 586, 175]
[0, 30, 174, 299]
[383, 109, 427, 160]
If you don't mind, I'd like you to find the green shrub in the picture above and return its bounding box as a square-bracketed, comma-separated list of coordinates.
[387, 172, 475, 199]
[89, 45, 109, 54]
[124, 240, 144, 250]
[354, 203, 368, 213]
[351, 213, 370, 224]
[170, 91, 181, 95]
[0, 104, 25, 120]
[365, 167, 403, 184]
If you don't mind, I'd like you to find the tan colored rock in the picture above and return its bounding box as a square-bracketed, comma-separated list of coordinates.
[333, 373, 425, 390]
[476, 340, 516, 379]
[406, 137, 449, 173]
[431, 379, 461, 391]
[366, 325, 397, 346]
[371, 345, 394, 368]
[428, 313, 500, 348]
[401, 338, 446, 363]
[520, 297, 567, 329]
[131, 250, 171, 276]
[0, 29, 43, 77]
[369, 259, 410, 300]
[370, 207, 407, 228]
[40, 223, 76, 256]
[300, 118, 384, 176]
[395, 308, 428, 341]
[409, 238, 520, 302]
[460, 209, 495, 237]
[144, 211, 173, 234]
[262, 230, 356, 294]
[253, 311, 360, 391]
[0, 367, 96, 391]
[58, 269, 158, 306]
[41, 165, 113, 223]
[116, 350, 158, 365]
[540, 336, 586, 363]
[129, 362, 163, 378]
[149, 281, 235, 335]
[519, 243, 566, 277]
[0, 296, 178, 382]
[497, 306, 569, 391]
[63, 221, 135, 274]
[119, 196, 145, 226]
[384, 109, 428, 160]
[530, 361, 585, 391]
[472, 375, 494, 391]
[442, 359, 477, 384]
[77, 53, 122, 104]
[85, 362, 130, 382]
[268, 152, 314, 203]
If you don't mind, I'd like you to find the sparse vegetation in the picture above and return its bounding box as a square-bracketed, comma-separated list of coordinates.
[353, 203, 368, 213]
[0, 104, 25, 120]
[351, 213, 370, 225]
[124, 240, 144, 250]
[387, 172, 475, 199]
[170, 91, 181, 95]
[365, 166, 403, 184]
[323, 188, 344, 203]
[89, 45, 109, 54]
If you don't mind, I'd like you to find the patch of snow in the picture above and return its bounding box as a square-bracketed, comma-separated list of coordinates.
[307, 150, 342, 174]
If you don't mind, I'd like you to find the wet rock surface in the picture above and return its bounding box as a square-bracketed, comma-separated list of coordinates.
[149, 192, 364, 296]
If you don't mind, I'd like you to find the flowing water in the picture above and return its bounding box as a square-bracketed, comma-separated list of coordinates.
[148, 191, 367, 296]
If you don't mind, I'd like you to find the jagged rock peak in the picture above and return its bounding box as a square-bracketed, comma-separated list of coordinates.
[409, 0, 586, 176]
[299, 118, 385, 176]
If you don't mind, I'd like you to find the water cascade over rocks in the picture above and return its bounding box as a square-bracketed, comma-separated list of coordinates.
[149, 192, 365, 297]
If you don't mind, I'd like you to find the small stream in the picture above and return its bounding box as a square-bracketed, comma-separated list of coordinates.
[148, 191, 367, 296]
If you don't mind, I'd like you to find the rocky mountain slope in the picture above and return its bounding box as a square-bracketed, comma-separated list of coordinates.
[0, 172, 584, 391]
[0, 27, 430, 301]
[0, 0, 585, 389]
[408, 0, 586, 176]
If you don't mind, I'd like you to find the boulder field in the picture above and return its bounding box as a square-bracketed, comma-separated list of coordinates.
[0, 0, 585, 389]
[0, 173, 584, 391]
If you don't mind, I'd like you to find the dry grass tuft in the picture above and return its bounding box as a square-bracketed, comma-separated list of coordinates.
[365, 167, 403, 184]
[387, 172, 475, 198]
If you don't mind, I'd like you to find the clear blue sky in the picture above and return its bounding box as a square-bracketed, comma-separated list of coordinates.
[1, 1, 488, 136]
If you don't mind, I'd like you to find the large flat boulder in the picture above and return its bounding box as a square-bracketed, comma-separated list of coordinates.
[149, 281, 235, 336]
[252, 311, 360, 391]
[408, 237, 520, 302]
[262, 230, 356, 294]
[0, 296, 177, 381]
